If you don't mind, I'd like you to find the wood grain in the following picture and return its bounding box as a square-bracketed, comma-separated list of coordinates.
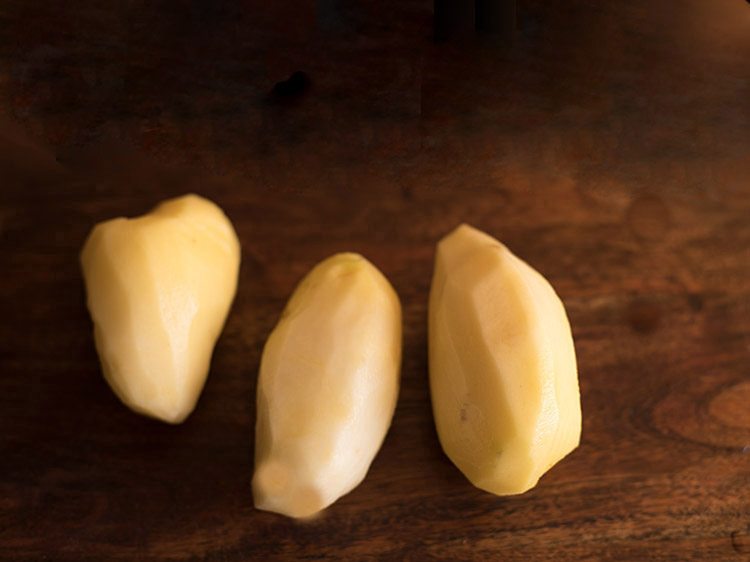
[1, 0, 749, 560]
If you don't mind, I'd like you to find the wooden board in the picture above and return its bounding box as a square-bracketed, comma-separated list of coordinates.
[1, 1, 749, 559]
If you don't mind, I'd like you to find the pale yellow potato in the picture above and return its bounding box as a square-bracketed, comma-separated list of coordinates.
[429, 224, 580, 495]
[253, 253, 401, 518]
[80, 194, 240, 424]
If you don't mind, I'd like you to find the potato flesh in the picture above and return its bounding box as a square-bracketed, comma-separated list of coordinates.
[429, 224, 580, 495]
[80, 194, 240, 424]
[253, 253, 401, 518]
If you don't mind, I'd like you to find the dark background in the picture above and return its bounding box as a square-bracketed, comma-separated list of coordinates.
[1, 1, 749, 560]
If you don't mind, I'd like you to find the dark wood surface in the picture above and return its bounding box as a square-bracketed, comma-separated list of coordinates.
[1, 1, 749, 560]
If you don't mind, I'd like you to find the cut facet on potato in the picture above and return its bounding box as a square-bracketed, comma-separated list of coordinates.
[253, 253, 401, 518]
[80, 194, 240, 424]
[429, 224, 581, 495]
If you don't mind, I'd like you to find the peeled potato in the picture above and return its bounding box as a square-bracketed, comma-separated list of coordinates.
[80, 194, 240, 424]
[253, 253, 401, 518]
[429, 224, 581, 495]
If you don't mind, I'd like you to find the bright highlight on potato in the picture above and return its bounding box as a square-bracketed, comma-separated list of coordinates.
[80, 194, 240, 424]
[429, 224, 581, 495]
[253, 253, 402, 518]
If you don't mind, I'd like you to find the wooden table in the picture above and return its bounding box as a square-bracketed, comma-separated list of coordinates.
[1, 1, 749, 559]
